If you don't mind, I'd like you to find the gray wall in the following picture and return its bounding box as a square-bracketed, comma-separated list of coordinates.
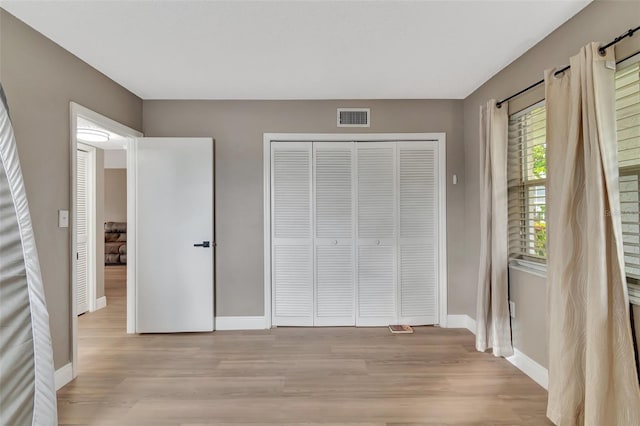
[104, 168, 127, 223]
[509, 268, 547, 367]
[0, 10, 142, 368]
[143, 100, 466, 317]
[463, 0, 640, 364]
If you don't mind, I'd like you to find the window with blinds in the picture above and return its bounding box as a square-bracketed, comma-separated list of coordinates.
[616, 56, 640, 284]
[508, 102, 547, 262]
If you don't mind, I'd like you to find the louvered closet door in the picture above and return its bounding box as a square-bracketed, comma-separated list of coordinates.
[397, 142, 438, 325]
[76, 149, 90, 315]
[356, 143, 397, 326]
[271, 142, 313, 326]
[314, 142, 355, 326]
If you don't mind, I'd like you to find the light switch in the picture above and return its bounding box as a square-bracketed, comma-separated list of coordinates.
[58, 209, 69, 228]
[453, 174, 458, 185]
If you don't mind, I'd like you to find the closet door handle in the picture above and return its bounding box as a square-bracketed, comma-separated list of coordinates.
[194, 241, 210, 248]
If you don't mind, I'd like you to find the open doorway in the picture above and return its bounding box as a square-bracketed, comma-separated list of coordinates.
[103, 148, 127, 327]
[70, 103, 142, 379]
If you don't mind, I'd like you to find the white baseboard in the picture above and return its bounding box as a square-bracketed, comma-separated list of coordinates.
[507, 348, 549, 390]
[215, 316, 267, 330]
[446, 314, 476, 334]
[55, 363, 73, 391]
[95, 296, 107, 311]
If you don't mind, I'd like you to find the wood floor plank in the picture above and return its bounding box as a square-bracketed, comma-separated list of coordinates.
[57, 265, 552, 425]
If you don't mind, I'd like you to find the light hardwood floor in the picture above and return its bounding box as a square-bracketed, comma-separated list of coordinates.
[58, 266, 551, 425]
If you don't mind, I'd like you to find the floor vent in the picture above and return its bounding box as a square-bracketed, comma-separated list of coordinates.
[337, 108, 370, 127]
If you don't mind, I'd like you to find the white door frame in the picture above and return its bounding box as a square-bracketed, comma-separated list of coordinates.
[76, 142, 97, 315]
[263, 133, 448, 329]
[70, 103, 142, 378]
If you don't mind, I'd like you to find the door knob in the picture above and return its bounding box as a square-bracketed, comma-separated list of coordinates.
[333, 240, 338, 245]
[376, 240, 381, 245]
[194, 241, 210, 248]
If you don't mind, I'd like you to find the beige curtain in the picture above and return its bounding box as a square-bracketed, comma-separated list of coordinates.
[545, 42, 640, 425]
[475, 99, 513, 357]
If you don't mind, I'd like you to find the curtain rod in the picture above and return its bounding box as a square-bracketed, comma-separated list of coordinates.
[496, 25, 640, 109]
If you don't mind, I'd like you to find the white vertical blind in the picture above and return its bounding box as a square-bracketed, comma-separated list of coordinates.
[314, 143, 355, 325]
[356, 143, 397, 326]
[507, 102, 547, 262]
[397, 142, 438, 324]
[615, 57, 640, 299]
[76, 149, 89, 315]
[271, 143, 313, 326]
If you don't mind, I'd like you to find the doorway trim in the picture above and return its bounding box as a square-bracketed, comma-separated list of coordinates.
[262, 133, 448, 329]
[70, 103, 142, 379]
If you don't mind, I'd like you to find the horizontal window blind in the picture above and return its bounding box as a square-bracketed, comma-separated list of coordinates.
[508, 102, 547, 262]
[615, 57, 640, 287]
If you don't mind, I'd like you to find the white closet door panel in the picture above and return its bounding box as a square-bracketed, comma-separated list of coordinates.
[315, 144, 354, 239]
[76, 149, 89, 315]
[357, 145, 396, 238]
[273, 245, 313, 326]
[314, 142, 355, 326]
[315, 245, 354, 325]
[271, 142, 313, 326]
[356, 143, 397, 326]
[397, 142, 438, 325]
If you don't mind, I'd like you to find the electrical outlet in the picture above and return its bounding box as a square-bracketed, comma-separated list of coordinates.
[509, 300, 516, 318]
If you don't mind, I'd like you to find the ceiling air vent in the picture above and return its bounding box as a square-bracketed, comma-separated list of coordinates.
[337, 108, 370, 127]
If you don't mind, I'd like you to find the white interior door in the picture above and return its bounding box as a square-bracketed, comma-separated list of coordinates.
[135, 137, 214, 333]
[314, 142, 355, 326]
[271, 142, 313, 326]
[356, 143, 397, 326]
[397, 142, 438, 325]
[76, 148, 90, 315]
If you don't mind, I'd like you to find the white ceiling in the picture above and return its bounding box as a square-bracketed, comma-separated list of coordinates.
[1, 0, 591, 100]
